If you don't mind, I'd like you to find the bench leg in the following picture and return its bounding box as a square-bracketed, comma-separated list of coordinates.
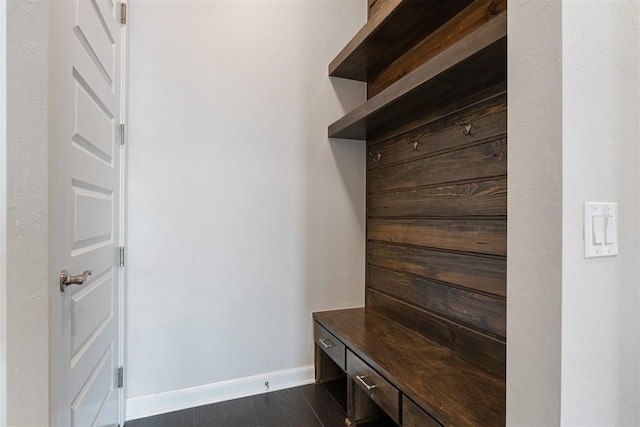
[346, 377, 386, 426]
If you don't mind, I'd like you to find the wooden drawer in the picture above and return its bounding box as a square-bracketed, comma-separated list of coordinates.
[346, 349, 400, 423]
[314, 322, 346, 370]
[403, 396, 441, 427]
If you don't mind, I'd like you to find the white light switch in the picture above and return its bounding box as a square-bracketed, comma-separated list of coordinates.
[585, 202, 618, 258]
[604, 205, 617, 245]
[592, 215, 604, 245]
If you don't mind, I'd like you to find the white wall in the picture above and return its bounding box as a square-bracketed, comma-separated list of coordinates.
[3, 0, 49, 425]
[561, 1, 640, 424]
[126, 0, 366, 418]
[0, 2, 6, 423]
[507, 1, 563, 425]
[509, 1, 640, 425]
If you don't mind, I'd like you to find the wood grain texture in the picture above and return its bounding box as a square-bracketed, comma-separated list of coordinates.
[367, 82, 506, 146]
[194, 403, 225, 427]
[328, 1, 508, 423]
[315, 344, 346, 384]
[367, 0, 394, 20]
[366, 94, 506, 169]
[328, 13, 506, 140]
[223, 398, 258, 427]
[367, 241, 505, 297]
[368, 218, 506, 256]
[368, 138, 507, 194]
[330, 0, 472, 81]
[315, 322, 347, 370]
[368, 179, 507, 218]
[314, 308, 506, 426]
[249, 392, 288, 427]
[365, 291, 506, 379]
[402, 397, 441, 427]
[272, 388, 323, 427]
[346, 349, 400, 423]
[300, 383, 349, 427]
[347, 376, 386, 425]
[126, 410, 194, 427]
[369, 0, 507, 97]
[368, 265, 505, 338]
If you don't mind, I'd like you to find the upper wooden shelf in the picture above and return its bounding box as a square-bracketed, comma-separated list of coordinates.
[328, 12, 506, 141]
[329, 0, 473, 81]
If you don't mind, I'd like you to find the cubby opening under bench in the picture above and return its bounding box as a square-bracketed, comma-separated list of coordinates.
[314, 0, 508, 425]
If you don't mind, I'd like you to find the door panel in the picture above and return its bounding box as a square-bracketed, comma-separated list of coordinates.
[73, 82, 115, 164]
[51, 0, 124, 425]
[72, 182, 113, 253]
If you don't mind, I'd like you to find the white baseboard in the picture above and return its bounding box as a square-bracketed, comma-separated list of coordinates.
[125, 365, 315, 421]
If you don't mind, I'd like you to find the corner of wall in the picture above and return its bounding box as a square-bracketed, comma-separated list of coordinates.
[0, 0, 7, 423]
[507, 1, 563, 425]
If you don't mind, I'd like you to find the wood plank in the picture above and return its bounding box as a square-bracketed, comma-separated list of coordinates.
[368, 265, 506, 338]
[367, 82, 506, 145]
[368, 218, 506, 256]
[365, 291, 506, 379]
[367, 0, 377, 18]
[250, 392, 288, 427]
[402, 396, 441, 427]
[328, 13, 506, 140]
[157, 409, 194, 427]
[223, 398, 258, 427]
[368, 241, 505, 297]
[368, 138, 507, 194]
[194, 403, 226, 427]
[314, 307, 506, 425]
[130, 411, 195, 427]
[368, 0, 393, 20]
[330, 0, 472, 81]
[369, 0, 507, 97]
[300, 383, 348, 427]
[366, 94, 506, 169]
[368, 179, 507, 218]
[275, 387, 323, 427]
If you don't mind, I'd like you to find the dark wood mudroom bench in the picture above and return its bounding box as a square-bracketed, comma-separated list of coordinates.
[313, 308, 505, 426]
[319, 0, 508, 425]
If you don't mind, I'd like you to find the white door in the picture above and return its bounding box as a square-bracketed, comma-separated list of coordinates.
[50, 0, 126, 425]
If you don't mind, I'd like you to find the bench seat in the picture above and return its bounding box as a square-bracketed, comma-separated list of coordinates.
[313, 307, 505, 426]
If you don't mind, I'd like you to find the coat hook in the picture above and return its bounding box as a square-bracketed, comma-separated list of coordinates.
[369, 152, 381, 162]
[456, 122, 473, 136]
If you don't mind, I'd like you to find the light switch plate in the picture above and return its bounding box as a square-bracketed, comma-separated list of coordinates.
[585, 202, 618, 258]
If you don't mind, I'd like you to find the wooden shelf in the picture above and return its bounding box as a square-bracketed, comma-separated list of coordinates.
[328, 12, 506, 141]
[329, 0, 473, 81]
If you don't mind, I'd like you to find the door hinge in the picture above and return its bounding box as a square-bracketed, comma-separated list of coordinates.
[118, 123, 125, 145]
[118, 246, 125, 267]
[118, 366, 124, 388]
[120, 3, 127, 25]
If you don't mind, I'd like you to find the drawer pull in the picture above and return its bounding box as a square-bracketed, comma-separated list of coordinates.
[356, 375, 378, 391]
[318, 338, 335, 349]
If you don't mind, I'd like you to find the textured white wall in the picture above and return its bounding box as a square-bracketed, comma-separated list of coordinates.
[4, 1, 49, 425]
[507, 1, 563, 425]
[561, 1, 640, 424]
[127, 0, 366, 410]
[509, 1, 640, 425]
[0, 2, 6, 423]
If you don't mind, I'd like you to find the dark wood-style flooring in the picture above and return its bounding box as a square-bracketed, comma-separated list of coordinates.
[126, 379, 396, 427]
